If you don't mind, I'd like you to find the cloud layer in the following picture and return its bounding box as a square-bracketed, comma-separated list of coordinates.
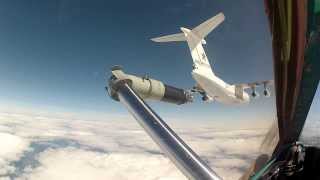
[17, 148, 183, 180]
[0, 111, 285, 180]
[0, 133, 30, 178]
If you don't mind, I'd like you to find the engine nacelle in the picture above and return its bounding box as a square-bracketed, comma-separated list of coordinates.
[262, 81, 271, 97]
[263, 89, 271, 97]
[251, 91, 259, 98]
[201, 94, 214, 102]
[250, 85, 259, 98]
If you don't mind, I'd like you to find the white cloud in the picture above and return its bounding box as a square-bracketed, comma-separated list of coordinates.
[17, 148, 185, 180]
[0, 111, 272, 180]
[0, 133, 30, 176]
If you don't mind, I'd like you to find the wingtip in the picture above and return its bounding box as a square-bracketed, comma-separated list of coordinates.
[218, 12, 225, 20]
[150, 38, 157, 42]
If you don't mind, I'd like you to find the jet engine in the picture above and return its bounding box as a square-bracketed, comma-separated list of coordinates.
[201, 94, 213, 102]
[251, 85, 259, 98]
[263, 89, 271, 97]
[263, 82, 271, 97]
[251, 91, 259, 98]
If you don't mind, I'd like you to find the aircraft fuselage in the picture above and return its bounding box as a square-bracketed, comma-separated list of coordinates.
[192, 68, 250, 104]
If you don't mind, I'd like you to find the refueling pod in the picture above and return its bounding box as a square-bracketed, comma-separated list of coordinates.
[107, 66, 193, 105]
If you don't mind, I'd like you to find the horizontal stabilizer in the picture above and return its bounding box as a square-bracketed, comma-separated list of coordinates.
[151, 32, 186, 42]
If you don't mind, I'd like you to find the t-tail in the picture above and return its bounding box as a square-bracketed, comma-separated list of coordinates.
[151, 12, 225, 73]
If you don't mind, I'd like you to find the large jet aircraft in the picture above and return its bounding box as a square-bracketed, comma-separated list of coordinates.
[151, 13, 273, 104]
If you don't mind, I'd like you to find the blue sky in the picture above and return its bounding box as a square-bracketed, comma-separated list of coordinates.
[0, 0, 318, 123]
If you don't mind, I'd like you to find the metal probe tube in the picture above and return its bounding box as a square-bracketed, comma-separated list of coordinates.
[116, 82, 221, 180]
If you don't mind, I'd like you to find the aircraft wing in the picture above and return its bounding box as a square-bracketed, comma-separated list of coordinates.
[234, 80, 274, 89]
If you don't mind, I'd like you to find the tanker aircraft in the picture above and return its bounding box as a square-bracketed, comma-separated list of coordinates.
[151, 13, 273, 104]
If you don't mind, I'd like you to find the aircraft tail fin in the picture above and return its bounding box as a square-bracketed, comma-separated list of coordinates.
[150, 12, 225, 43]
[150, 13, 225, 74]
[192, 12, 225, 39]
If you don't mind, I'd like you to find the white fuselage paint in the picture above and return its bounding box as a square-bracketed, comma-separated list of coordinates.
[180, 27, 250, 104]
[192, 67, 250, 104]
